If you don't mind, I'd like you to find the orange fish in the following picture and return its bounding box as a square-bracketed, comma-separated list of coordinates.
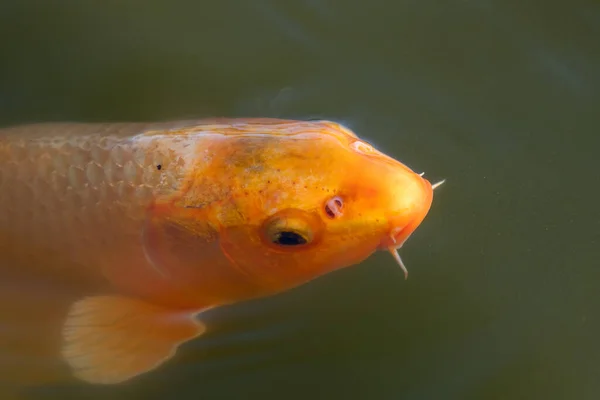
[0, 118, 443, 389]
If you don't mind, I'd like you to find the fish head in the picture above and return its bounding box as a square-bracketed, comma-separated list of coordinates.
[210, 119, 439, 297]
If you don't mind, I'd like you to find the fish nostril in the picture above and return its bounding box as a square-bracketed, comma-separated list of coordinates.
[324, 196, 344, 218]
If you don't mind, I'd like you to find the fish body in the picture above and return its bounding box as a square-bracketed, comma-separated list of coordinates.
[0, 118, 439, 388]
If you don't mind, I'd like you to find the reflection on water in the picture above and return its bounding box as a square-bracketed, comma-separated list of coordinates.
[1, 0, 599, 399]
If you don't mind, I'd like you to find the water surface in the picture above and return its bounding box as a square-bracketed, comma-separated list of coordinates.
[1, 1, 598, 399]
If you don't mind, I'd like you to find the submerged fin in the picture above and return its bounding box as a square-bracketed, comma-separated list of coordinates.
[61, 295, 206, 384]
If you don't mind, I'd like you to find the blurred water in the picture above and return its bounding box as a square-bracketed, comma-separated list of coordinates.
[1, 1, 599, 399]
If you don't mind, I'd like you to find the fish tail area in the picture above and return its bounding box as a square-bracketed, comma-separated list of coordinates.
[0, 387, 24, 400]
[61, 295, 206, 385]
[0, 272, 79, 396]
[0, 270, 206, 393]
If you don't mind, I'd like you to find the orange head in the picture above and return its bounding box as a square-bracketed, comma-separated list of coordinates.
[177, 119, 443, 297]
[146, 119, 443, 305]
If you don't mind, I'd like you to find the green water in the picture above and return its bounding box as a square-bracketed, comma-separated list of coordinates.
[1, 1, 598, 399]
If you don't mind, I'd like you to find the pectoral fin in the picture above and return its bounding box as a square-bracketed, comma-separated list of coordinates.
[61, 295, 206, 384]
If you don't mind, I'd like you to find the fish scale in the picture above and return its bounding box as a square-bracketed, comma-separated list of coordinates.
[0, 123, 193, 277]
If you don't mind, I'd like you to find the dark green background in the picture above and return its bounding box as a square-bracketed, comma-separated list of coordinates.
[1, 1, 598, 399]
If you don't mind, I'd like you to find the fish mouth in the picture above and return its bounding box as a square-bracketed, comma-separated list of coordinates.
[386, 177, 446, 280]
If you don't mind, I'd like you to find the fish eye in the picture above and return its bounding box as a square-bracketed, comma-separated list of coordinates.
[263, 212, 315, 248]
[272, 231, 307, 246]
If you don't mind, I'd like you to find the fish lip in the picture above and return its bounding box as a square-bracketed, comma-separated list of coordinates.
[382, 176, 443, 279]
[377, 206, 426, 281]
[377, 175, 433, 250]
[378, 225, 409, 250]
